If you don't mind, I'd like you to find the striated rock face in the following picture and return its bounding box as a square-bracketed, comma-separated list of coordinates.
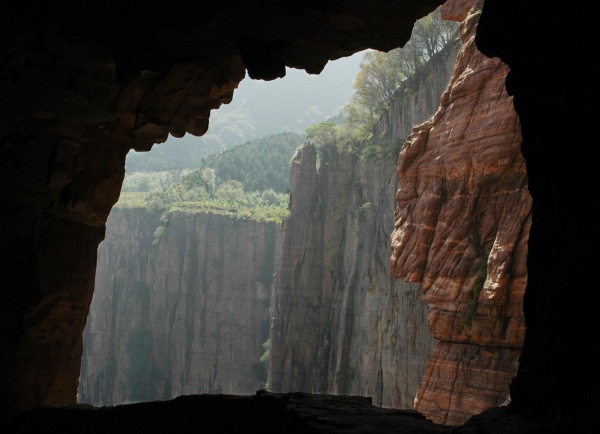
[390, 3, 530, 425]
[270, 38, 460, 409]
[79, 209, 275, 405]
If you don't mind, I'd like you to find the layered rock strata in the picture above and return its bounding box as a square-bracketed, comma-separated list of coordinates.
[390, 1, 530, 425]
[79, 209, 275, 405]
[269, 37, 460, 409]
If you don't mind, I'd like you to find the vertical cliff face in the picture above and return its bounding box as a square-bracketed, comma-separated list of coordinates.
[269, 38, 460, 409]
[80, 209, 275, 405]
[390, 1, 530, 425]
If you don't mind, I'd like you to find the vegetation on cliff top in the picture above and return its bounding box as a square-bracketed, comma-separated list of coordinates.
[117, 132, 302, 225]
[198, 131, 304, 193]
[306, 9, 459, 165]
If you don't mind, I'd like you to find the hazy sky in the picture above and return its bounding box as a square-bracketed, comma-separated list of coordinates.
[166, 51, 365, 147]
[125, 51, 366, 172]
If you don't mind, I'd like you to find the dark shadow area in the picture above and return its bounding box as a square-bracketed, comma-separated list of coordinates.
[3, 391, 452, 434]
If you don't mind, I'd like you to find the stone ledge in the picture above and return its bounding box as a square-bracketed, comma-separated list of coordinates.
[2, 391, 452, 434]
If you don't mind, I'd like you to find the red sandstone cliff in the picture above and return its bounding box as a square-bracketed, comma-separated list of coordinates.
[80, 209, 275, 405]
[390, 1, 530, 425]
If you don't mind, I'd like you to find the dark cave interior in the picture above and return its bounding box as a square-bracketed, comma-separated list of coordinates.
[0, 1, 598, 432]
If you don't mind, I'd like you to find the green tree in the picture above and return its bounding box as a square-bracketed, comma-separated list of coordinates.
[201, 131, 304, 193]
[342, 8, 459, 139]
[215, 180, 245, 200]
[305, 122, 337, 147]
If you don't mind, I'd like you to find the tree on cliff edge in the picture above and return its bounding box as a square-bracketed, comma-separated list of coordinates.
[343, 8, 459, 140]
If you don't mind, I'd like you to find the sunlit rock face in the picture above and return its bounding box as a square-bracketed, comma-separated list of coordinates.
[390, 1, 530, 425]
[269, 37, 460, 408]
[79, 209, 275, 405]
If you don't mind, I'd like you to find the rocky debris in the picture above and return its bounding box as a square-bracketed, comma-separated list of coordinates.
[79, 209, 275, 405]
[270, 38, 459, 408]
[2, 391, 453, 434]
[390, 3, 530, 425]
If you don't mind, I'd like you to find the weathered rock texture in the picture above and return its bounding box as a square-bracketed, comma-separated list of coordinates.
[79, 209, 275, 405]
[390, 2, 530, 425]
[269, 38, 460, 409]
[0, 0, 446, 410]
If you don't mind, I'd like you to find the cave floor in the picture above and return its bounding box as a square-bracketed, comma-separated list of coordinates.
[3, 391, 453, 434]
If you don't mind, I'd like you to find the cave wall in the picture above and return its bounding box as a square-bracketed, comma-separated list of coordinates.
[269, 38, 459, 408]
[79, 209, 275, 405]
[470, 1, 600, 432]
[0, 34, 244, 412]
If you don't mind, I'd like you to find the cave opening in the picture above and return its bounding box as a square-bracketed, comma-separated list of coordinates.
[1, 0, 598, 432]
[78, 4, 526, 427]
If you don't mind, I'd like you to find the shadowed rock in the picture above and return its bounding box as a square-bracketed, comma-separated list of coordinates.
[1, 391, 453, 434]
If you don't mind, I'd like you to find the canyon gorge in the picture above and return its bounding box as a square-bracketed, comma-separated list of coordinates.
[81, 1, 530, 427]
[81, 6, 461, 413]
[80, 210, 275, 404]
[1, 0, 597, 433]
[270, 0, 530, 426]
[268, 34, 460, 408]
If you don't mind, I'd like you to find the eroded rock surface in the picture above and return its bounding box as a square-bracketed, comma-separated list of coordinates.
[270, 38, 460, 409]
[79, 209, 275, 405]
[390, 3, 530, 425]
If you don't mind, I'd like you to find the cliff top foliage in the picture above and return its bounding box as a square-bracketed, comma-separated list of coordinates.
[117, 133, 303, 225]
[117, 180, 290, 225]
[306, 8, 459, 165]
